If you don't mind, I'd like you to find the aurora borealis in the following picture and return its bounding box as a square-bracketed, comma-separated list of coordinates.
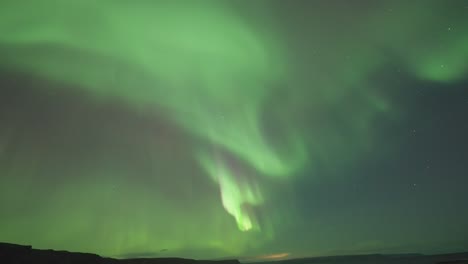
[1, 0, 468, 260]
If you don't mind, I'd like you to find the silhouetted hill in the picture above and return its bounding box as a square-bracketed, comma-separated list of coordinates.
[0, 242, 241, 264]
[2, 242, 468, 264]
[255, 252, 468, 264]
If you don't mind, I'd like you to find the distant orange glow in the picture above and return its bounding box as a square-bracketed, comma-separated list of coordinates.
[255, 252, 290, 260]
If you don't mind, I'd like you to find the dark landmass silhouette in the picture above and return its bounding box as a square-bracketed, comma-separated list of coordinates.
[0, 242, 240, 264]
[252, 252, 468, 264]
[1, 242, 468, 264]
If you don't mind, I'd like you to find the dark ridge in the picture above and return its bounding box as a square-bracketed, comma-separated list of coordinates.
[436, 261, 468, 264]
[0, 242, 241, 264]
[255, 252, 468, 264]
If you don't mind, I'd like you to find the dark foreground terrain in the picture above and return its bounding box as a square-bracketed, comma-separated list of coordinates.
[1, 242, 467, 264]
[0, 242, 240, 264]
[258, 253, 468, 264]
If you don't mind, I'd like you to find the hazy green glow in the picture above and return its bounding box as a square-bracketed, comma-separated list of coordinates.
[0, 0, 307, 233]
[364, 1, 468, 83]
[0, 0, 467, 259]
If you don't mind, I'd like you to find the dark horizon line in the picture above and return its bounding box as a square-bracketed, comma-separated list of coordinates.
[2, 241, 468, 263]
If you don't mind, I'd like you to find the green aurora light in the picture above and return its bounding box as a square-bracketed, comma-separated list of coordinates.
[0, 0, 467, 260]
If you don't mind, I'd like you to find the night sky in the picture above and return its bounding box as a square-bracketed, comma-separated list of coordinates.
[1, 0, 468, 261]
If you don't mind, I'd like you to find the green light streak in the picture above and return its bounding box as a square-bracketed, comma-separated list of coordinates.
[0, 0, 467, 259]
[0, 0, 305, 234]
